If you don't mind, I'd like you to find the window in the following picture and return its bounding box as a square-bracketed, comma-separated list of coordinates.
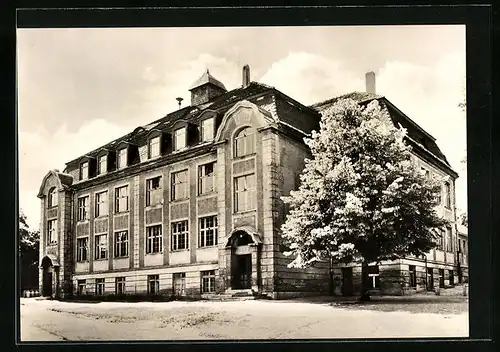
[117, 148, 127, 169]
[462, 239, 467, 255]
[115, 186, 129, 213]
[80, 161, 89, 180]
[173, 273, 186, 296]
[449, 269, 454, 285]
[47, 219, 57, 244]
[199, 216, 218, 247]
[114, 231, 129, 257]
[146, 225, 162, 254]
[436, 229, 445, 250]
[174, 127, 186, 151]
[48, 188, 58, 207]
[234, 174, 256, 212]
[409, 265, 417, 288]
[234, 127, 255, 157]
[146, 176, 162, 206]
[420, 167, 430, 181]
[366, 265, 380, 289]
[95, 278, 105, 295]
[115, 277, 126, 295]
[444, 182, 452, 208]
[201, 118, 214, 142]
[95, 191, 108, 217]
[98, 155, 107, 175]
[171, 220, 189, 251]
[78, 196, 89, 221]
[148, 275, 159, 295]
[77, 280, 86, 295]
[94, 234, 108, 260]
[171, 170, 188, 201]
[198, 162, 216, 195]
[201, 270, 216, 293]
[77, 237, 89, 262]
[446, 227, 453, 252]
[149, 136, 161, 158]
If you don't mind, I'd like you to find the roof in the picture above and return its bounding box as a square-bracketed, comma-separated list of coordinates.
[311, 91, 453, 171]
[189, 69, 226, 91]
[65, 82, 276, 166]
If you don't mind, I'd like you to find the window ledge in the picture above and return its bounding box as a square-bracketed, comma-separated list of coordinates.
[233, 153, 257, 161]
[145, 252, 163, 256]
[145, 204, 163, 210]
[94, 258, 108, 262]
[114, 211, 130, 215]
[95, 215, 109, 219]
[170, 198, 189, 204]
[198, 245, 218, 249]
[77, 220, 90, 224]
[170, 249, 189, 253]
[197, 192, 217, 199]
[233, 209, 257, 216]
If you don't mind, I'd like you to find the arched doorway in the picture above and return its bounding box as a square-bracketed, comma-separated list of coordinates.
[41, 256, 53, 297]
[225, 227, 262, 291]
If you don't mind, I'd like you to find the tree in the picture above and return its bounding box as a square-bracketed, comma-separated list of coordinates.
[281, 98, 448, 301]
[458, 212, 468, 227]
[19, 210, 40, 294]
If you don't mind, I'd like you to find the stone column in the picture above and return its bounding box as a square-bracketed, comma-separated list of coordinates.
[216, 145, 228, 291]
[250, 244, 260, 293]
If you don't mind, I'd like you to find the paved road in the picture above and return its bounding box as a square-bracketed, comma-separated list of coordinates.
[19, 297, 468, 341]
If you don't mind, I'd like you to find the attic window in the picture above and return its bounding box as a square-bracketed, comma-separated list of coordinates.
[174, 127, 186, 151]
[98, 155, 107, 175]
[80, 161, 89, 181]
[201, 118, 214, 142]
[149, 136, 161, 159]
[117, 148, 127, 169]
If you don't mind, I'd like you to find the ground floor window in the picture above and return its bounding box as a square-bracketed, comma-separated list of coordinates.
[366, 265, 380, 289]
[148, 275, 159, 295]
[449, 269, 454, 285]
[409, 265, 417, 288]
[173, 273, 186, 296]
[201, 270, 216, 293]
[115, 277, 126, 295]
[95, 278, 105, 295]
[77, 279, 86, 295]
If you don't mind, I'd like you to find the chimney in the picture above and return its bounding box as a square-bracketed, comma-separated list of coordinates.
[242, 64, 250, 88]
[365, 71, 376, 94]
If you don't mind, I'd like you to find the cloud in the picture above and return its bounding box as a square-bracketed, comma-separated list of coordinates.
[19, 119, 133, 230]
[259, 52, 364, 104]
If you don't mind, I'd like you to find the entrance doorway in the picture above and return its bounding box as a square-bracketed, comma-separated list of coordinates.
[232, 254, 252, 289]
[341, 267, 354, 296]
[427, 268, 434, 290]
[41, 256, 53, 297]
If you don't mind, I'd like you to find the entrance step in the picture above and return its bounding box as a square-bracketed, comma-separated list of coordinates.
[204, 289, 256, 301]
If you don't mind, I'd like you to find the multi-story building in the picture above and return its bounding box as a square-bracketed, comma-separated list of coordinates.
[37, 66, 463, 299]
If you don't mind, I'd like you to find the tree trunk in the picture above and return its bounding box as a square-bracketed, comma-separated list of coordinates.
[359, 261, 371, 301]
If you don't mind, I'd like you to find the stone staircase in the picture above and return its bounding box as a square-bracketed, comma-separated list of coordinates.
[207, 289, 257, 301]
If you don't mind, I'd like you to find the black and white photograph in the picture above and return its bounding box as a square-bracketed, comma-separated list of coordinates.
[17, 22, 469, 341]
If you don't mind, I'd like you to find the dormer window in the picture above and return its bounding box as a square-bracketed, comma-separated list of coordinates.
[201, 118, 214, 142]
[98, 155, 107, 175]
[80, 161, 89, 180]
[234, 127, 255, 158]
[174, 127, 186, 151]
[117, 148, 127, 169]
[149, 136, 161, 159]
[48, 188, 58, 208]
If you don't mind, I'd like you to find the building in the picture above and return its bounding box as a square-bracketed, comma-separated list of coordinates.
[37, 66, 463, 299]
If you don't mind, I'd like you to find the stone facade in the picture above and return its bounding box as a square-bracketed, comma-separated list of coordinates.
[37, 69, 460, 300]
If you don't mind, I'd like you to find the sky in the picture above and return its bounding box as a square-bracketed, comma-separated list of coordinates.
[17, 25, 467, 231]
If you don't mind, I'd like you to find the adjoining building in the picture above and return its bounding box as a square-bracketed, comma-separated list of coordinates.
[37, 65, 465, 299]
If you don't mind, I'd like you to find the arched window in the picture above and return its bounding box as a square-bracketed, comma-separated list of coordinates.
[48, 188, 58, 208]
[234, 127, 255, 158]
